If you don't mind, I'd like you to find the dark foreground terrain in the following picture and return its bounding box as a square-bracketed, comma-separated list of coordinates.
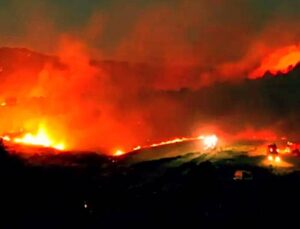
[1, 144, 300, 228]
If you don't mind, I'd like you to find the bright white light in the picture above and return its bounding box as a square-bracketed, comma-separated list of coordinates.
[198, 135, 218, 150]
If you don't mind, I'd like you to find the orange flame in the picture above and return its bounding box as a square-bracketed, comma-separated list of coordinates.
[2, 125, 65, 150]
[250, 44, 300, 78]
[132, 134, 218, 151]
[149, 137, 190, 148]
[113, 149, 125, 157]
[112, 134, 218, 157]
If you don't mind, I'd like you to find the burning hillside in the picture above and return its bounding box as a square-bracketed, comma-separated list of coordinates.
[250, 44, 300, 78]
[2, 124, 64, 150]
[1, 43, 300, 154]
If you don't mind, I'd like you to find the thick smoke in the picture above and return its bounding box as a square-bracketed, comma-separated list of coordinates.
[2, 0, 300, 81]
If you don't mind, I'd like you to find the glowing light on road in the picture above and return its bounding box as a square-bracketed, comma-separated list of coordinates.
[268, 155, 273, 161]
[267, 155, 280, 163]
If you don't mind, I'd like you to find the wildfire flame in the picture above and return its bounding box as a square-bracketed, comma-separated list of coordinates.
[250, 44, 300, 78]
[113, 149, 125, 156]
[149, 137, 190, 148]
[2, 125, 65, 150]
[132, 134, 218, 152]
[112, 134, 218, 157]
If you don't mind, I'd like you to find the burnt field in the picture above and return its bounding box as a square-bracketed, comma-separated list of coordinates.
[1, 143, 300, 228]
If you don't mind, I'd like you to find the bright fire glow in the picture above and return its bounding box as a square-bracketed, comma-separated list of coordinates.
[2, 135, 11, 141]
[250, 44, 300, 78]
[112, 134, 218, 157]
[198, 135, 218, 150]
[113, 149, 125, 157]
[268, 155, 273, 161]
[133, 145, 141, 151]
[2, 126, 65, 150]
[149, 137, 189, 148]
[132, 134, 218, 151]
